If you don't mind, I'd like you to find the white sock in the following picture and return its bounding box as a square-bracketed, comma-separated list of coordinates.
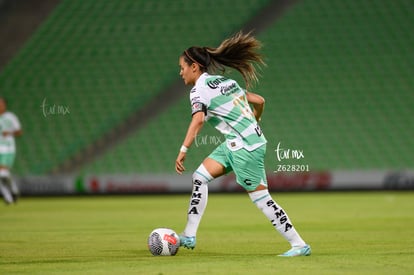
[183, 164, 213, 237]
[249, 190, 306, 248]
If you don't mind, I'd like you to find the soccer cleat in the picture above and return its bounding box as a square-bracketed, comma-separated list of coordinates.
[179, 235, 196, 250]
[278, 244, 311, 257]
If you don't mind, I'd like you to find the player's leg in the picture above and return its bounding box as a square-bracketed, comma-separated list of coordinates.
[0, 154, 16, 204]
[180, 145, 229, 249]
[0, 168, 14, 204]
[232, 145, 310, 256]
[248, 189, 310, 256]
[0, 177, 13, 204]
[9, 177, 19, 201]
[0, 166, 19, 200]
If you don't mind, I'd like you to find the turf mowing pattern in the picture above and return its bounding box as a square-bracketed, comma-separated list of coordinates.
[1, 191, 413, 274]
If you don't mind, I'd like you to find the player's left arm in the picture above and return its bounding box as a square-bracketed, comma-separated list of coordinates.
[2, 130, 22, 137]
[246, 91, 265, 122]
[14, 129, 22, 137]
[12, 115, 22, 137]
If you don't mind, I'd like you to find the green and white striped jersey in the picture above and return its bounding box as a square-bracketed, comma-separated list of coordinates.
[190, 73, 266, 151]
[0, 111, 21, 154]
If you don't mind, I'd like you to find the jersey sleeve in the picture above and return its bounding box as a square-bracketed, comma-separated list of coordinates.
[189, 86, 208, 116]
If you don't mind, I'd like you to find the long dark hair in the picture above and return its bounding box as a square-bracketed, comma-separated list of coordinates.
[182, 31, 265, 88]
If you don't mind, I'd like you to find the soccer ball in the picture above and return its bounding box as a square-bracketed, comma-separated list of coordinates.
[147, 228, 180, 256]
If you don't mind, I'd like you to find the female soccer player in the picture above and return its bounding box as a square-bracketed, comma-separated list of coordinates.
[0, 97, 22, 204]
[175, 31, 311, 257]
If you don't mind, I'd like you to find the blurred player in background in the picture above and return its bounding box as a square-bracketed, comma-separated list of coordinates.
[0, 97, 22, 204]
[175, 31, 311, 256]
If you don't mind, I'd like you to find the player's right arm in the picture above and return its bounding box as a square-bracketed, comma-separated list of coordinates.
[175, 111, 205, 174]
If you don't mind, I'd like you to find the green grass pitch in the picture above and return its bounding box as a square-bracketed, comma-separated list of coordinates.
[1, 191, 413, 274]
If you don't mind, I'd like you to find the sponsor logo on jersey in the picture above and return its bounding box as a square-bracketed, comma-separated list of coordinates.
[220, 83, 238, 96]
[206, 77, 228, 89]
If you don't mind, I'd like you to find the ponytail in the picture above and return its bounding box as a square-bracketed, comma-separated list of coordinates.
[182, 31, 265, 87]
